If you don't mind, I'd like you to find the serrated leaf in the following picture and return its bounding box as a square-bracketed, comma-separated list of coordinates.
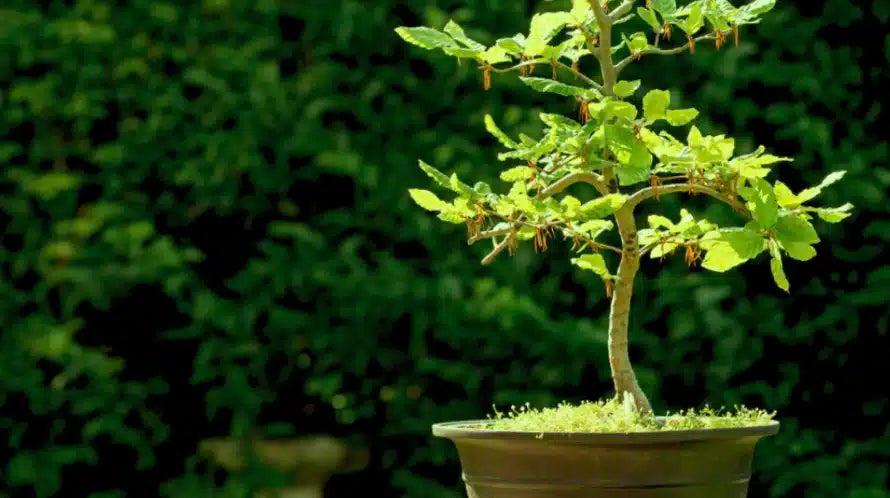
[571, 253, 611, 278]
[395, 26, 458, 50]
[526, 12, 573, 56]
[409, 189, 449, 211]
[643, 89, 671, 120]
[775, 214, 819, 245]
[417, 160, 451, 190]
[637, 7, 663, 33]
[783, 242, 816, 261]
[500, 166, 532, 182]
[519, 77, 600, 100]
[665, 108, 699, 126]
[484, 115, 519, 149]
[613, 80, 642, 98]
[579, 194, 627, 220]
[444, 20, 486, 51]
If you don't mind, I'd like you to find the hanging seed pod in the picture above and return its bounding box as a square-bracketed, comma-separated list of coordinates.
[519, 55, 528, 76]
[578, 99, 591, 123]
[571, 60, 579, 79]
[649, 175, 662, 200]
[483, 64, 492, 90]
[715, 30, 725, 49]
[664, 23, 672, 40]
[733, 24, 740, 46]
[688, 35, 696, 54]
[605, 279, 613, 298]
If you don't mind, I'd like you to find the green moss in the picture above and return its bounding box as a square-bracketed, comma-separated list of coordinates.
[486, 398, 776, 433]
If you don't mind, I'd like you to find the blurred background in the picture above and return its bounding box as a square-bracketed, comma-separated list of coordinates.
[0, 0, 887, 497]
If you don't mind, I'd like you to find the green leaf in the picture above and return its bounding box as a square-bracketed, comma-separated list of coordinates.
[643, 89, 671, 120]
[443, 20, 486, 51]
[576, 219, 614, 239]
[605, 124, 652, 185]
[395, 26, 458, 50]
[578, 194, 627, 220]
[496, 36, 525, 55]
[648, 214, 674, 229]
[808, 203, 854, 223]
[613, 80, 642, 98]
[519, 77, 601, 100]
[740, 0, 776, 16]
[774, 214, 819, 245]
[500, 166, 532, 182]
[665, 108, 699, 126]
[773, 181, 798, 207]
[770, 255, 789, 292]
[571, 253, 611, 278]
[484, 115, 519, 149]
[570, 0, 591, 23]
[678, 4, 704, 35]
[626, 32, 649, 53]
[605, 101, 638, 121]
[797, 170, 846, 203]
[481, 46, 512, 64]
[526, 12, 573, 56]
[653, 0, 678, 16]
[719, 227, 766, 259]
[637, 7, 663, 32]
[783, 242, 816, 261]
[418, 160, 451, 189]
[701, 241, 747, 272]
[409, 189, 449, 212]
[741, 177, 778, 229]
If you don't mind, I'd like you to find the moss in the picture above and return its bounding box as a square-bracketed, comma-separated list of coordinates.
[486, 398, 776, 433]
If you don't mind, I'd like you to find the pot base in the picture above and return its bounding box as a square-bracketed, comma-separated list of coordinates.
[434, 420, 779, 498]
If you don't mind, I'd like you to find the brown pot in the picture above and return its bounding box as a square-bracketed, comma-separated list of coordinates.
[433, 419, 779, 498]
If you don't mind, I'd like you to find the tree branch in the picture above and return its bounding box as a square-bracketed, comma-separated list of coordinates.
[541, 172, 609, 197]
[588, 0, 618, 94]
[615, 33, 719, 75]
[555, 61, 605, 93]
[623, 182, 750, 217]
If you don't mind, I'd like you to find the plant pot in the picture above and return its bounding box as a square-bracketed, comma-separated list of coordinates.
[433, 419, 779, 498]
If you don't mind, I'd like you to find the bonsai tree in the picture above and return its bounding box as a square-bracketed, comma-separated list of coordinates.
[396, 0, 852, 416]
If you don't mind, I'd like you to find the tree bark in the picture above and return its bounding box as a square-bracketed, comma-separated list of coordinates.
[608, 207, 653, 413]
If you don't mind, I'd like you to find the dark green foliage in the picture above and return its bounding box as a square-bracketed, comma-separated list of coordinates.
[0, 1, 887, 497]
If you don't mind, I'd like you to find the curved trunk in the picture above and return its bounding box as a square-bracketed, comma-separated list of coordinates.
[609, 207, 653, 414]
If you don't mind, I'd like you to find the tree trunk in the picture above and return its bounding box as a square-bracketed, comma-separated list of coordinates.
[609, 207, 653, 414]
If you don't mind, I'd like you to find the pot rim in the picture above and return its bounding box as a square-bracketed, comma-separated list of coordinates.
[432, 419, 779, 444]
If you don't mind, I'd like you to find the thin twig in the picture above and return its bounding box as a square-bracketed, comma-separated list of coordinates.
[615, 33, 720, 75]
[555, 61, 605, 93]
[623, 182, 750, 217]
